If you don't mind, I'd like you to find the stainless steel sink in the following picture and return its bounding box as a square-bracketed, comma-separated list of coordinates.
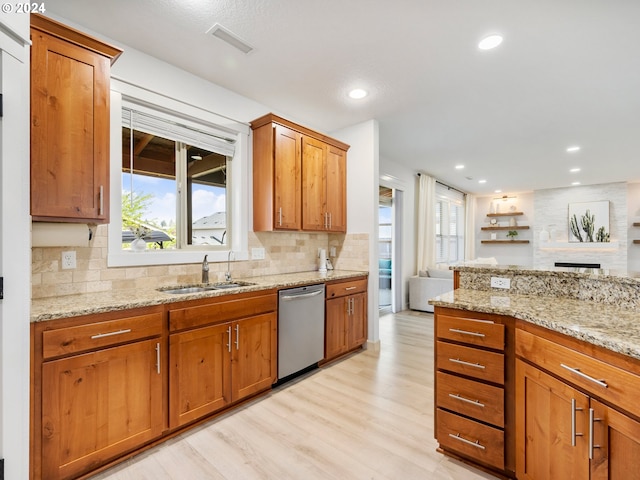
[159, 281, 255, 294]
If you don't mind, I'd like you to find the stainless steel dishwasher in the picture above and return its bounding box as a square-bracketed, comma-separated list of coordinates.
[278, 284, 325, 382]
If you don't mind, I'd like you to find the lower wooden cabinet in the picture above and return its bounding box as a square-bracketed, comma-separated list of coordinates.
[325, 277, 368, 362]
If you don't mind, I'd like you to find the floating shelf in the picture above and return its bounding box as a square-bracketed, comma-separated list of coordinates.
[487, 212, 524, 217]
[481, 226, 530, 231]
[634, 240, 640, 244]
[634, 223, 640, 227]
[481, 240, 530, 244]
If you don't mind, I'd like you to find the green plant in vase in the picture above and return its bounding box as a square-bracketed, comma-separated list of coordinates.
[507, 230, 518, 240]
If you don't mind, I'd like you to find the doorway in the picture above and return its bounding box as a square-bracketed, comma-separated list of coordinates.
[379, 187, 392, 311]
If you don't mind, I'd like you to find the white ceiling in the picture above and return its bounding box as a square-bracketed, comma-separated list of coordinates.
[43, 0, 640, 195]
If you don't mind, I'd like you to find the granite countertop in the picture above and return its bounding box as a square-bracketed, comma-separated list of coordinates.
[452, 263, 640, 282]
[31, 270, 368, 322]
[430, 288, 640, 361]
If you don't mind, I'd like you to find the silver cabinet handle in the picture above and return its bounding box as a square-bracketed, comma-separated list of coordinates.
[448, 358, 486, 369]
[448, 393, 485, 408]
[280, 290, 324, 301]
[278, 207, 283, 226]
[571, 398, 584, 446]
[448, 433, 486, 450]
[99, 185, 104, 216]
[328, 212, 332, 229]
[561, 364, 608, 388]
[235, 324, 239, 350]
[91, 328, 131, 339]
[227, 326, 232, 353]
[324, 212, 328, 229]
[155, 342, 161, 375]
[449, 328, 486, 338]
[345, 286, 357, 291]
[589, 408, 601, 459]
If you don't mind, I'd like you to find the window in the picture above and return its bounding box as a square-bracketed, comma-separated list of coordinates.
[435, 184, 465, 264]
[108, 87, 249, 267]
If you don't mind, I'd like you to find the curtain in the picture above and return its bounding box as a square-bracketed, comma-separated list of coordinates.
[465, 193, 476, 260]
[417, 173, 436, 272]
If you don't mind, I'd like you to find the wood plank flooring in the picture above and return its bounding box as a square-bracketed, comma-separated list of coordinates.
[90, 310, 498, 480]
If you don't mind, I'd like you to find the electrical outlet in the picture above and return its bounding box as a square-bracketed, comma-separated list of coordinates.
[490, 276, 510, 289]
[251, 247, 265, 260]
[330, 246, 336, 257]
[61, 251, 76, 269]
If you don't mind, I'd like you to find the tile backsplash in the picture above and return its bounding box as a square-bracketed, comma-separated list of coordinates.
[31, 225, 369, 299]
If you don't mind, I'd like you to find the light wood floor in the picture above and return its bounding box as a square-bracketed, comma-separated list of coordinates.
[91, 310, 498, 480]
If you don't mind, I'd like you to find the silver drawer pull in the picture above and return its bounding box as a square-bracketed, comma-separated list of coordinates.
[449, 328, 486, 338]
[561, 364, 608, 388]
[448, 358, 486, 369]
[91, 328, 132, 339]
[448, 433, 486, 450]
[571, 398, 584, 446]
[589, 408, 602, 459]
[448, 393, 485, 408]
[345, 286, 357, 291]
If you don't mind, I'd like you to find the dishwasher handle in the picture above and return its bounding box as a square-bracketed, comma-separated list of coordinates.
[280, 290, 324, 301]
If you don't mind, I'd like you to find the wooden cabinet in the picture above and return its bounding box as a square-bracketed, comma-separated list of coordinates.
[434, 307, 515, 476]
[251, 113, 349, 233]
[30, 14, 122, 223]
[168, 291, 277, 428]
[515, 326, 640, 480]
[32, 307, 164, 480]
[325, 277, 367, 362]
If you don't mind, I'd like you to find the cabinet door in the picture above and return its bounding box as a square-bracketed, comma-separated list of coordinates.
[231, 312, 277, 402]
[301, 135, 327, 230]
[274, 124, 302, 230]
[347, 292, 367, 349]
[41, 339, 163, 480]
[325, 297, 347, 360]
[590, 399, 640, 480]
[169, 323, 231, 428]
[31, 28, 110, 222]
[325, 146, 347, 232]
[516, 359, 589, 480]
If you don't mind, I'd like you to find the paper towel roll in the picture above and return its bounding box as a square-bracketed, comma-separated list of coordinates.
[318, 248, 327, 273]
[32, 222, 90, 247]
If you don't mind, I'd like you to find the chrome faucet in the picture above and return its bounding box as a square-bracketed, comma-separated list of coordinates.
[202, 254, 209, 283]
[225, 251, 234, 281]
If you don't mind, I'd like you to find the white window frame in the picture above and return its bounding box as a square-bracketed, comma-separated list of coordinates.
[435, 185, 465, 265]
[108, 80, 249, 267]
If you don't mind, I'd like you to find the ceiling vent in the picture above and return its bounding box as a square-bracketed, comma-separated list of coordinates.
[206, 23, 254, 54]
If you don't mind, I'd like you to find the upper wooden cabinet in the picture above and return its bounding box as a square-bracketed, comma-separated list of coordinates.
[30, 14, 122, 223]
[251, 113, 349, 232]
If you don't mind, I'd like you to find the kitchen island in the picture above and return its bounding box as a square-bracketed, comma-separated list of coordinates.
[430, 265, 640, 480]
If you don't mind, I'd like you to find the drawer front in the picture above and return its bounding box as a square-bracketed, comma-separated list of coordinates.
[437, 408, 505, 470]
[516, 329, 640, 418]
[326, 278, 367, 299]
[436, 371, 504, 427]
[42, 312, 163, 359]
[437, 341, 504, 385]
[437, 314, 505, 350]
[169, 293, 277, 331]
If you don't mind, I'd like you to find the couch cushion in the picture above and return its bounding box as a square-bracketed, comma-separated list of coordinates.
[427, 268, 453, 279]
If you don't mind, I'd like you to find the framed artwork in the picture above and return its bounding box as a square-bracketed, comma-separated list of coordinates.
[568, 201, 610, 242]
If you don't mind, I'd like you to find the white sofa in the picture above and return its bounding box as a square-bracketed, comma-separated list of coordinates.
[409, 268, 454, 313]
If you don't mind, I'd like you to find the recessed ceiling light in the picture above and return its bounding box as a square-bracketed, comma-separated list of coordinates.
[566, 146, 581, 153]
[572, 181, 581, 186]
[494, 189, 502, 193]
[570, 168, 581, 173]
[348, 88, 368, 99]
[478, 179, 487, 184]
[206, 23, 254, 54]
[455, 165, 465, 170]
[478, 34, 503, 50]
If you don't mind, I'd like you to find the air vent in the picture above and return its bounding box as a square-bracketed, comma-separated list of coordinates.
[206, 23, 254, 54]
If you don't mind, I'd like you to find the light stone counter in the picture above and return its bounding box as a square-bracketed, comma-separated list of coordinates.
[31, 270, 368, 322]
[430, 264, 640, 361]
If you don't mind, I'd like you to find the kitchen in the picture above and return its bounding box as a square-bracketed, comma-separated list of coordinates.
[2, 2, 640, 479]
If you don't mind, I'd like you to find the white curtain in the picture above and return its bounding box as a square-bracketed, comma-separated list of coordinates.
[417, 173, 436, 272]
[465, 193, 476, 261]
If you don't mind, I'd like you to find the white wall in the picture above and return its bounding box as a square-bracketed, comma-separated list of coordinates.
[0, 15, 31, 480]
[627, 182, 640, 272]
[332, 120, 379, 344]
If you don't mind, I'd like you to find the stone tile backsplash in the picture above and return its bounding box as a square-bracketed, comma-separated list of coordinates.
[31, 226, 370, 299]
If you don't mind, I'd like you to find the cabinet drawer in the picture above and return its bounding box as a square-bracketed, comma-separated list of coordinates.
[169, 293, 277, 331]
[326, 278, 367, 299]
[437, 371, 504, 427]
[42, 312, 163, 359]
[516, 329, 640, 418]
[437, 408, 504, 470]
[437, 341, 504, 385]
[437, 314, 505, 350]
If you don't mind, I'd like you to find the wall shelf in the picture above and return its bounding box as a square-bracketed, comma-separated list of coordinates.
[481, 226, 530, 231]
[487, 212, 524, 217]
[634, 223, 640, 227]
[634, 240, 640, 245]
[481, 240, 530, 244]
